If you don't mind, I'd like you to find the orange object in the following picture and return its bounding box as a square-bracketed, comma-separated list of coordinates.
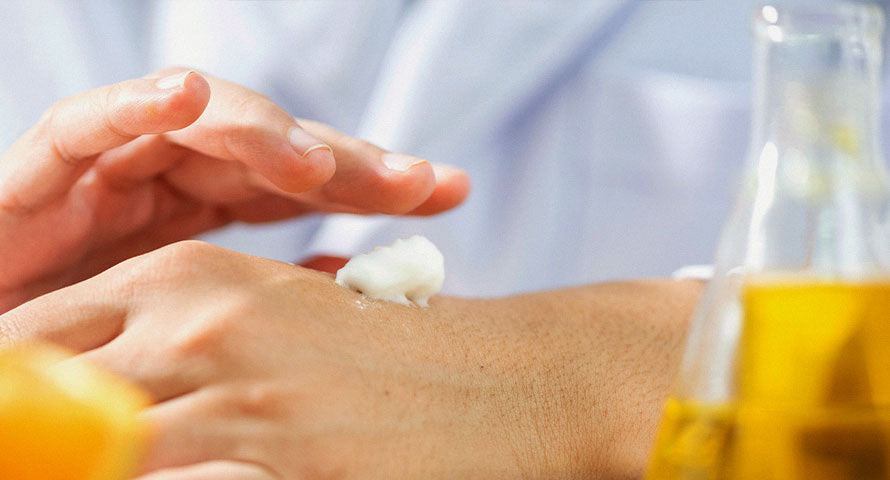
[0, 345, 149, 480]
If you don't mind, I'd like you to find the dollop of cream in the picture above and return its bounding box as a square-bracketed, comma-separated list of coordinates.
[335, 236, 444, 307]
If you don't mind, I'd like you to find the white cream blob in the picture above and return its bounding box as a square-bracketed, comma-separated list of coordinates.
[335, 236, 444, 307]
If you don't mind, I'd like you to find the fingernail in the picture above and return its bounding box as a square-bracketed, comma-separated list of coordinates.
[287, 126, 332, 157]
[382, 153, 427, 172]
[156, 71, 193, 90]
[431, 162, 463, 180]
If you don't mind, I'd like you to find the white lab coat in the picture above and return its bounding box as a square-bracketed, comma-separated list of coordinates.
[1, 0, 885, 296]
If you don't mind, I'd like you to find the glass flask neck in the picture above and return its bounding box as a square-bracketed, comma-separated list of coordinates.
[750, 4, 884, 170]
[740, 4, 890, 275]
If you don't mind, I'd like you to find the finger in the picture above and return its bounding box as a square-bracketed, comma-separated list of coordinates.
[0, 71, 210, 212]
[0, 266, 130, 351]
[408, 163, 472, 215]
[133, 461, 277, 480]
[93, 134, 188, 189]
[137, 387, 277, 475]
[161, 70, 335, 193]
[96, 134, 269, 205]
[222, 194, 310, 223]
[93, 72, 467, 215]
[69, 328, 213, 403]
[297, 119, 438, 214]
[163, 153, 272, 205]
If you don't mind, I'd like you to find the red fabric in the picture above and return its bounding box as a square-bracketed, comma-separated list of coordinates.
[299, 255, 349, 274]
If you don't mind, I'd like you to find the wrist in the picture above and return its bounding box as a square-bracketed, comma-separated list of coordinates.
[478, 279, 701, 479]
[481, 293, 599, 478]
[423, 295, 584, 477]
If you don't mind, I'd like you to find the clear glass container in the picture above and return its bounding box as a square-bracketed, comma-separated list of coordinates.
[645, 3, 890, 479]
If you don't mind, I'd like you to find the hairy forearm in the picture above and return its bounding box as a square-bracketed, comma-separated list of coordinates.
[0, 244, 704, 480]
[438, 279, 702, 479]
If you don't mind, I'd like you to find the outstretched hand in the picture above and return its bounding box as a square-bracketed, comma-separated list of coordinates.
[0, 67, 469, 312]
[0, 240, 702, 479]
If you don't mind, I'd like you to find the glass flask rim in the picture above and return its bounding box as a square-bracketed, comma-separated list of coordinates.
[752, 2, 884, 42]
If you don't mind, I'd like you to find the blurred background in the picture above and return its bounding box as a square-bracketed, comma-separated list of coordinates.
[1, 0, 888, 296]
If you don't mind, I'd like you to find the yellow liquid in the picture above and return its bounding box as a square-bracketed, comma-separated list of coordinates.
[646, 281, 890, 479]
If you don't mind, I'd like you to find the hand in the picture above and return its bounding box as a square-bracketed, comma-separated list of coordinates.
[0, 241, 701, 479]
[0, 67, 470, 312]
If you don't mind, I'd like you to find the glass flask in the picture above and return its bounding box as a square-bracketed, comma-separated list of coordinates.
[645, 3, 890, 479]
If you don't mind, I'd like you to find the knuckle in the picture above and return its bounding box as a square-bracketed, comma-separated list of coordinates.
[225, 382, 293, 419]
[241, 91, 276, 110]
[108, 241, 220, 294]
[164, 295, 251, 360]
[100, 82, 131, 139]
[230, 94, 279, 125]
[114, 256, 165, 293]
[221, 94, 295, 163]
[166, 316, 230, 360]
[36, 103, 56, 131]
[39, 102, 78, 166]
[153, 240, 221, 266]
[0, 190, 33, 216]
[162, 238, 218, 256]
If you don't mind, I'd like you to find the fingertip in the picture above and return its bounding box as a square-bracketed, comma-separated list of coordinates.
[182, 71, 211, 110]
[154, 72, 210, 130]
[373, 159, 438, 214]
[432, 163, 471, 192]
[409, 163, 471, 215]
[317, 154, 436, 215]
[381, 153, 427, 172]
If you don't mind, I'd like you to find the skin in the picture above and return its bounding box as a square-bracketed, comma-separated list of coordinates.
[0, 241, 702, 479]
[0, 70, 704, 478]
[0, 67, 470, 313]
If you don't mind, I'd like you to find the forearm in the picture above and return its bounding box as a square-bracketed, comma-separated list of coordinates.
[443, 279, 702, 479]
